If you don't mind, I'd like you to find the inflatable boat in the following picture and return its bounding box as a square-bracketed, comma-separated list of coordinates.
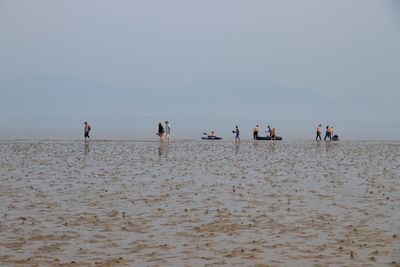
[256, 136, 283, 141]
[202, 136, 222, 140]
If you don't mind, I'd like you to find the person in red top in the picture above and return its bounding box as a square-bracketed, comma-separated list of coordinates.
[316, 124, 322, 140]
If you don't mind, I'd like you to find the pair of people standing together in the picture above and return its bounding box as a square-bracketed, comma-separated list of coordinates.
[316, 124, 334, 141]
[158, 121, 172, 142]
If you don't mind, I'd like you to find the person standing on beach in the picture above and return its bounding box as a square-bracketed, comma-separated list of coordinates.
[267, 125, 272, 138]
[253, 124, 259, 140]
[324, 126, 331, 141]
[271, 127, 276, 140]
[233, 126, 240, 141]
[329, 126, 334, 140]
[316, 124, 322, 141]
[84, 121, 91, 141]
[165, 121, 172, 142]
[324, 126, 329, 141]
[158, 122, 165, 141]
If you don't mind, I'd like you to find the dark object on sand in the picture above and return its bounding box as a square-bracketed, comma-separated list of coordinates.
[202, 132, 222, 140]
[332, 135, 339, 141]
[202, 136, 223, 140]
[256, 136, 283, 141]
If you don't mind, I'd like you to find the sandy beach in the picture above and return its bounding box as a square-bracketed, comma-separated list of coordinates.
[0, 140, 399, 266]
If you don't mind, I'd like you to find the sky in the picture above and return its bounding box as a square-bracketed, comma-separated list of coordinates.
[0, 0, 399, 140]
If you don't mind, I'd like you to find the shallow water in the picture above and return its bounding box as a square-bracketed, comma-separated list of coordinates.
[0, 140, 399, 266]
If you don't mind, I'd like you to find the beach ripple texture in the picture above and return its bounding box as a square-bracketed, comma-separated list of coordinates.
[0, 140, 399, 266]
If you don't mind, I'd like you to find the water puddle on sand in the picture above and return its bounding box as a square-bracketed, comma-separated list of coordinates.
[0, 140, 399, 266]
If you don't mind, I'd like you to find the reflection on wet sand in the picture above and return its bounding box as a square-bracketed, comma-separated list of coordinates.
[325, 140, 333, 152]
[0, 140, 399, 266]
[83, 141, 90, 156]
[234, 142, 240, 155]
[158, 142, 170, 158]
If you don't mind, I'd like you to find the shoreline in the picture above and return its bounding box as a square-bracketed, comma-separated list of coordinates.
[0, 138, 400, 143]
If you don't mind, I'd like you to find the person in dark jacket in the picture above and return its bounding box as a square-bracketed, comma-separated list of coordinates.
[158, 122, 165, 141]
[84, 121, 91, 141]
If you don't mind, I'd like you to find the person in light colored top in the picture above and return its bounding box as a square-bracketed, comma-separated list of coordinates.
[271, 128, 276, 140]
[165, 121, 172, 142]
[316, 124, 322, 141]
[253, 125, 259, 140]
[329, 127, 334, 140]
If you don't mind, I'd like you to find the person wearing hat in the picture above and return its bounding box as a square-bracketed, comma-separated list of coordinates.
[165, 121, 172, 142]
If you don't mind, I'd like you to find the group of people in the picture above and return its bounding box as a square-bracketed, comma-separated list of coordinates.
[316, 124, 336, 141]
[207, 126, 240, 141]
[83, 121, 337, 141]
[157, 121, 172, 142]
[252, 125, 277, 140]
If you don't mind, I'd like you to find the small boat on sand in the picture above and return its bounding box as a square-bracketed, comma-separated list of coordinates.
[256, 136, 283, 141]
[201, 136, 223, 140]
[202, 132, 222, 140]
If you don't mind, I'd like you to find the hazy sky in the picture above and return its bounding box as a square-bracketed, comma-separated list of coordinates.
[1, 0, 399, 140]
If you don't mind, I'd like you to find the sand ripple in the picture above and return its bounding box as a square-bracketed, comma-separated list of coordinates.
[0, 140, 399, 266]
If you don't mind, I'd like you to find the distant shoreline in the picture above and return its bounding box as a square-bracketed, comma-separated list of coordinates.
[0, 139, 399, 143]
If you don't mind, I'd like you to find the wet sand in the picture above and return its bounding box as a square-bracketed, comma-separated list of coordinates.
[0, 140, 399, 266]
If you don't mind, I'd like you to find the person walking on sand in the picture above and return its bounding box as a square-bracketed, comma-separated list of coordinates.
[253, 124, 259, 140]
[158, 122, 165, 141]
[165, 121, 172, 142]
[316, 124, 322, 141]
[84, 121, 91, 141]
[233, 125, 240, 142]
